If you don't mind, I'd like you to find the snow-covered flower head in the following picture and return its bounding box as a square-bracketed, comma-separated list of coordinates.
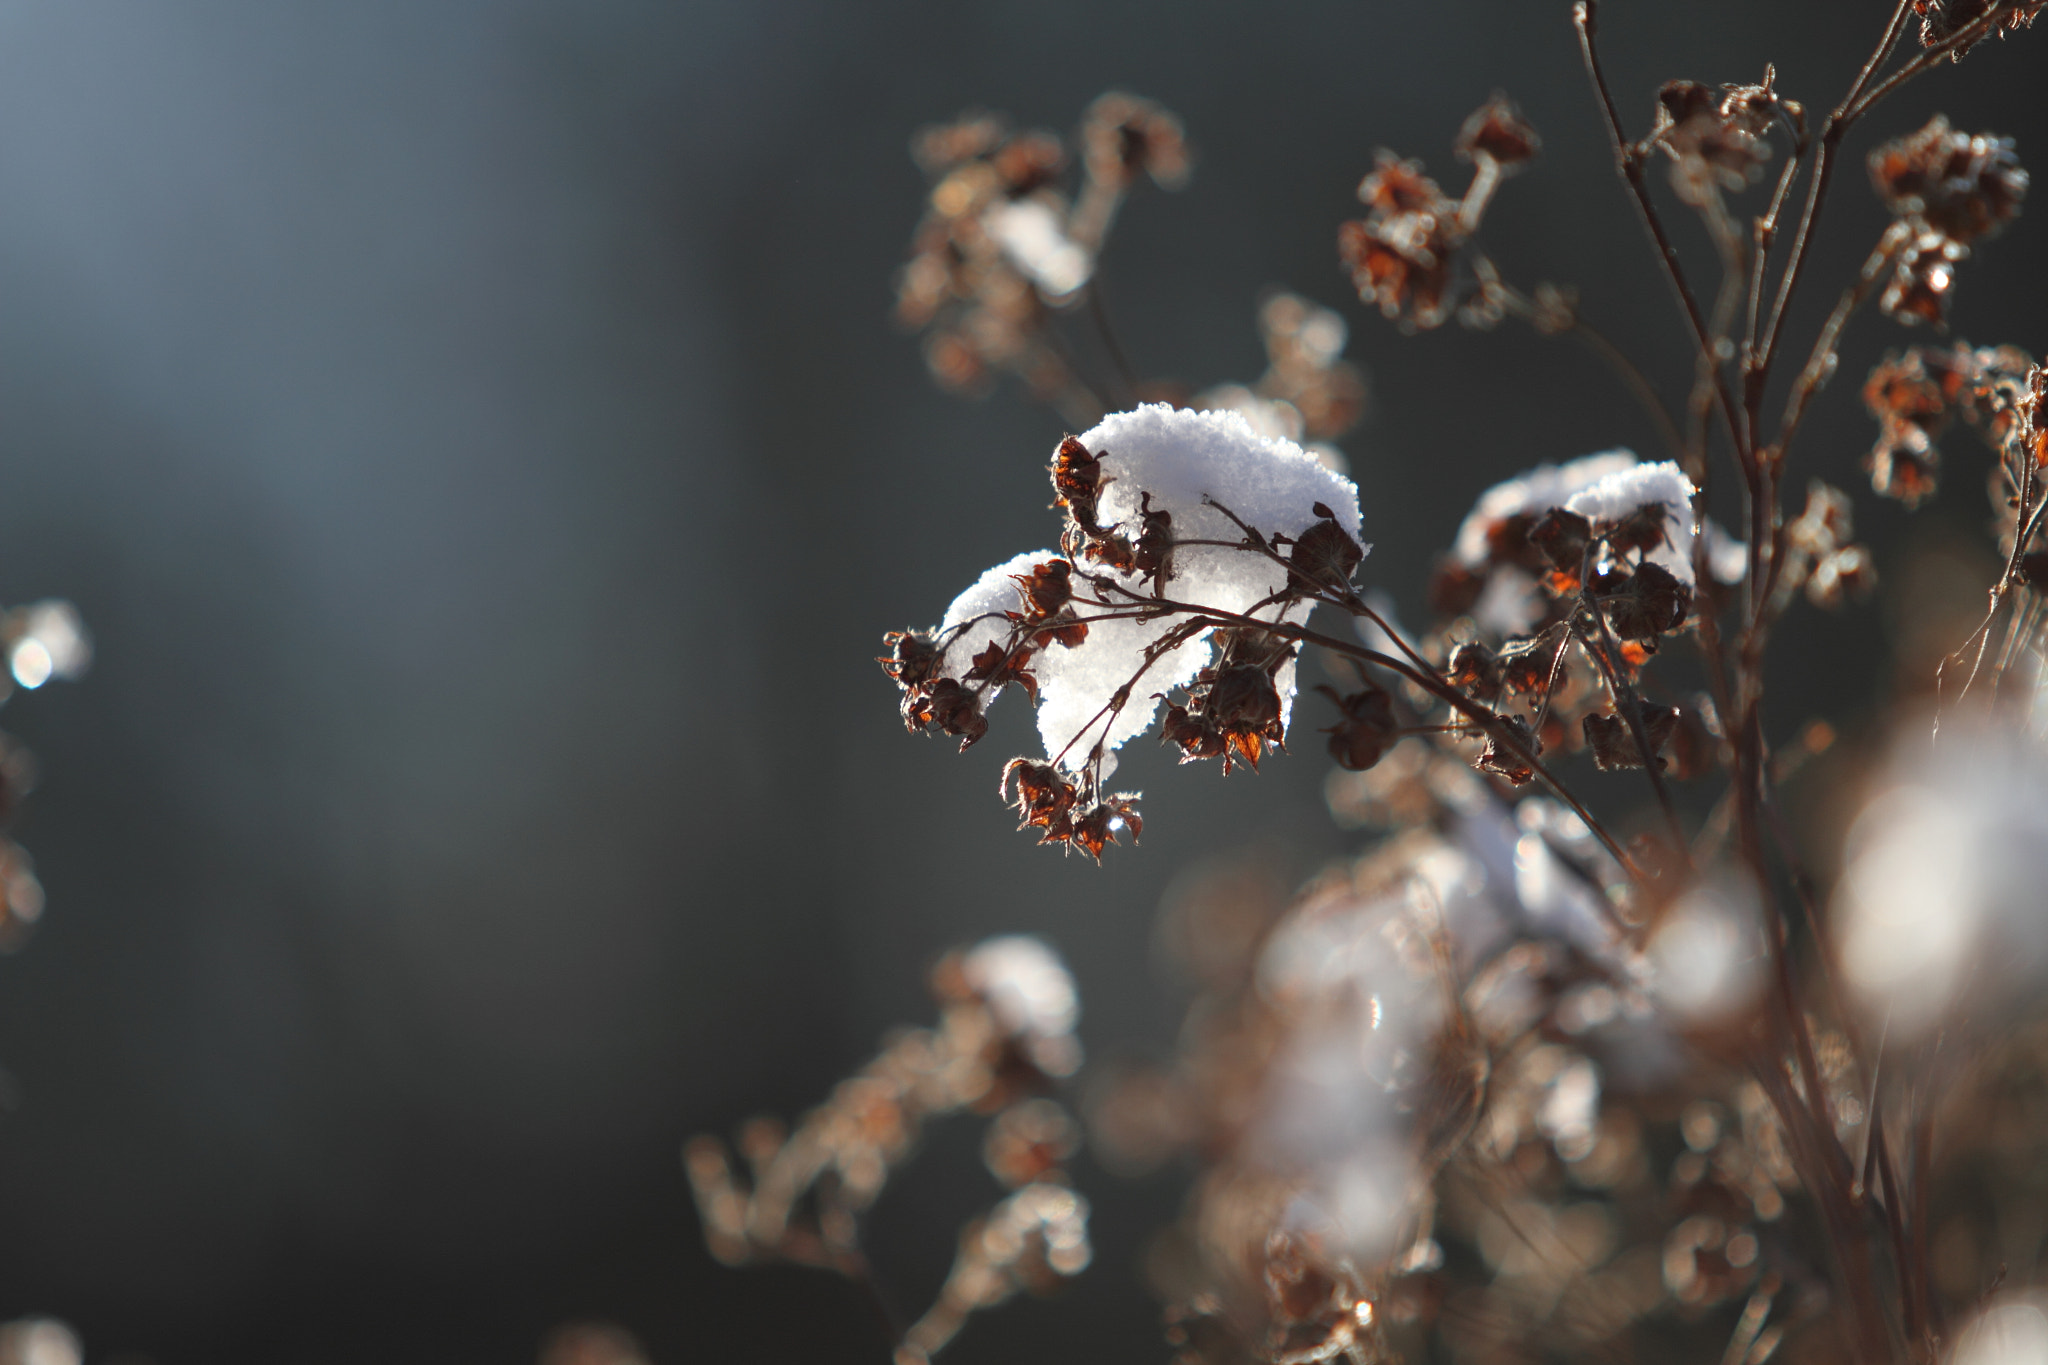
[883, 405, 1365, 857]
[1438, 452, 1748, 637]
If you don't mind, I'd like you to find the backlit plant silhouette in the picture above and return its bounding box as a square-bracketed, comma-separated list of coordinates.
[696, 5, 2048, 1363]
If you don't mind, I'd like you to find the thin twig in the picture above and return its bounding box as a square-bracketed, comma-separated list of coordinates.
[1572, 1, 1753, 478]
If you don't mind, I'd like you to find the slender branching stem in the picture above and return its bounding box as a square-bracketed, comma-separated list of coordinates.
[1572, 1, 1754, 481]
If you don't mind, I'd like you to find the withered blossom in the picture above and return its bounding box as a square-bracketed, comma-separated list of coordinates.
[1860, 342, 2044, 502]
[1649, 73, 1796, 207]
[1338, 95, 1543, 333]
[1338, 153, 1461, 331]
[1455, 93, 1542, 170]
[688, 935, 1083, 1283]
[1870, 115, 2028, 244]
[1582, 699, 1681, 772]
[895, 97, 1189, 418]
[1913, 0, 2047, 53]
[880, 406, 1362, 852]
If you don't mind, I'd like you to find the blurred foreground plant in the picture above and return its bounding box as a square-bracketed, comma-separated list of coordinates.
[698, 6, 2048, 1363]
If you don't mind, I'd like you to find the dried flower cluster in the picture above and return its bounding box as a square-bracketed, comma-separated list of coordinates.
[1337, 94, 1540, 332]
[882, 403, 1363, 857]
[687, 936, 1090, 1359]
[707, 5, 2048, 1363]
[1868, 115, 2028, 326]
[896, 94, 1187, 421]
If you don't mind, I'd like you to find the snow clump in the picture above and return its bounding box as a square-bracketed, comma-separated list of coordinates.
[933, 405, 1363, 772]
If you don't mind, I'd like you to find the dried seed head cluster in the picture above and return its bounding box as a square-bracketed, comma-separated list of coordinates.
[896, 95, 1188, 419]
[1339, 94, 1540, 332]
[1861, 341, 2041, 505]
[1913, 0, 2046, 53]
[1867, 115, 2028, 326]
[687, 935, 1085, 1279]
[880, 404, 1364, 855]
[1649, 72, 1800, 208]
[754, 8, 2048, 1358]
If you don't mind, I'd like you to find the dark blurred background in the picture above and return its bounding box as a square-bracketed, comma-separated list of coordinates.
[0, 3, 2038, 1361]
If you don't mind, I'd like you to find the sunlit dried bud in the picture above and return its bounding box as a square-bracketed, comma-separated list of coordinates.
[1650, 75, 1780, 205]
[1356, 151, 1450, 216]
[1160, 702, 1226, 763]
[984, 1099, 1082, 1189]
[1455, 93, 1541, 169]
[1598, 560, 1692, 639]
[1315, 683, 1397, 772]
[1477, 714, 1538, 785]
[965, 640, 1039, 701]
[991, 131, 1066, 196]
[1863, 348, 1951, 433]
[1583, 700, 1681, 772]
[1285, 502, 1365, 593]
[920, 678, 990, 749]
[1913, 0, 2046, 54]
[1446, 641, 1502, 695]
[1205, 664, 1285, 773]
[879, 629, 943, 688]
[1527, 507, 1594, 583]
[1880, 232, 1968, 326]
[1870, 115, 2028, 242]
[1496, 636, 1557, 695]
[1338, 216, 1456, 332]
[1003, 758, 1079, 833]
[1340, 152, 1461, 332]
[1867, 420, 1942, 506]
[1080, 91, 1190, 192]
[1071, 795, 1143, 861]
[1051, 434, 1104, 530]
[1013, 558, 1076, 620]
[1596, 501, 1675, 560]
[1807, 546, 1879, 608]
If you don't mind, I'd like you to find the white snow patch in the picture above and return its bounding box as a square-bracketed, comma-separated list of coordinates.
[983, 199, 1092, 298]
[928, 405, 1364, 772]
[1562, 460, 1700, 586]
[1452, 451, 1638, 568]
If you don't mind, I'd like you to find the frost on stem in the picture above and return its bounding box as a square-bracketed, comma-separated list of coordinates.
[881, 405, 1364, 856]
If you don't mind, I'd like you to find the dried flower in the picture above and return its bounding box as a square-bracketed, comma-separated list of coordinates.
[1455, 92, 1542, 169]
[1338, 158, 1461, 332]
[1913, 0, 2047, 54]
[1870, 115, 2028, 244]
[883, 406, 1362, 849]
[1834, 720, 2048, 1040]
[1582, 699, 1681, 771]
[1649, 74, 1791, 207]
